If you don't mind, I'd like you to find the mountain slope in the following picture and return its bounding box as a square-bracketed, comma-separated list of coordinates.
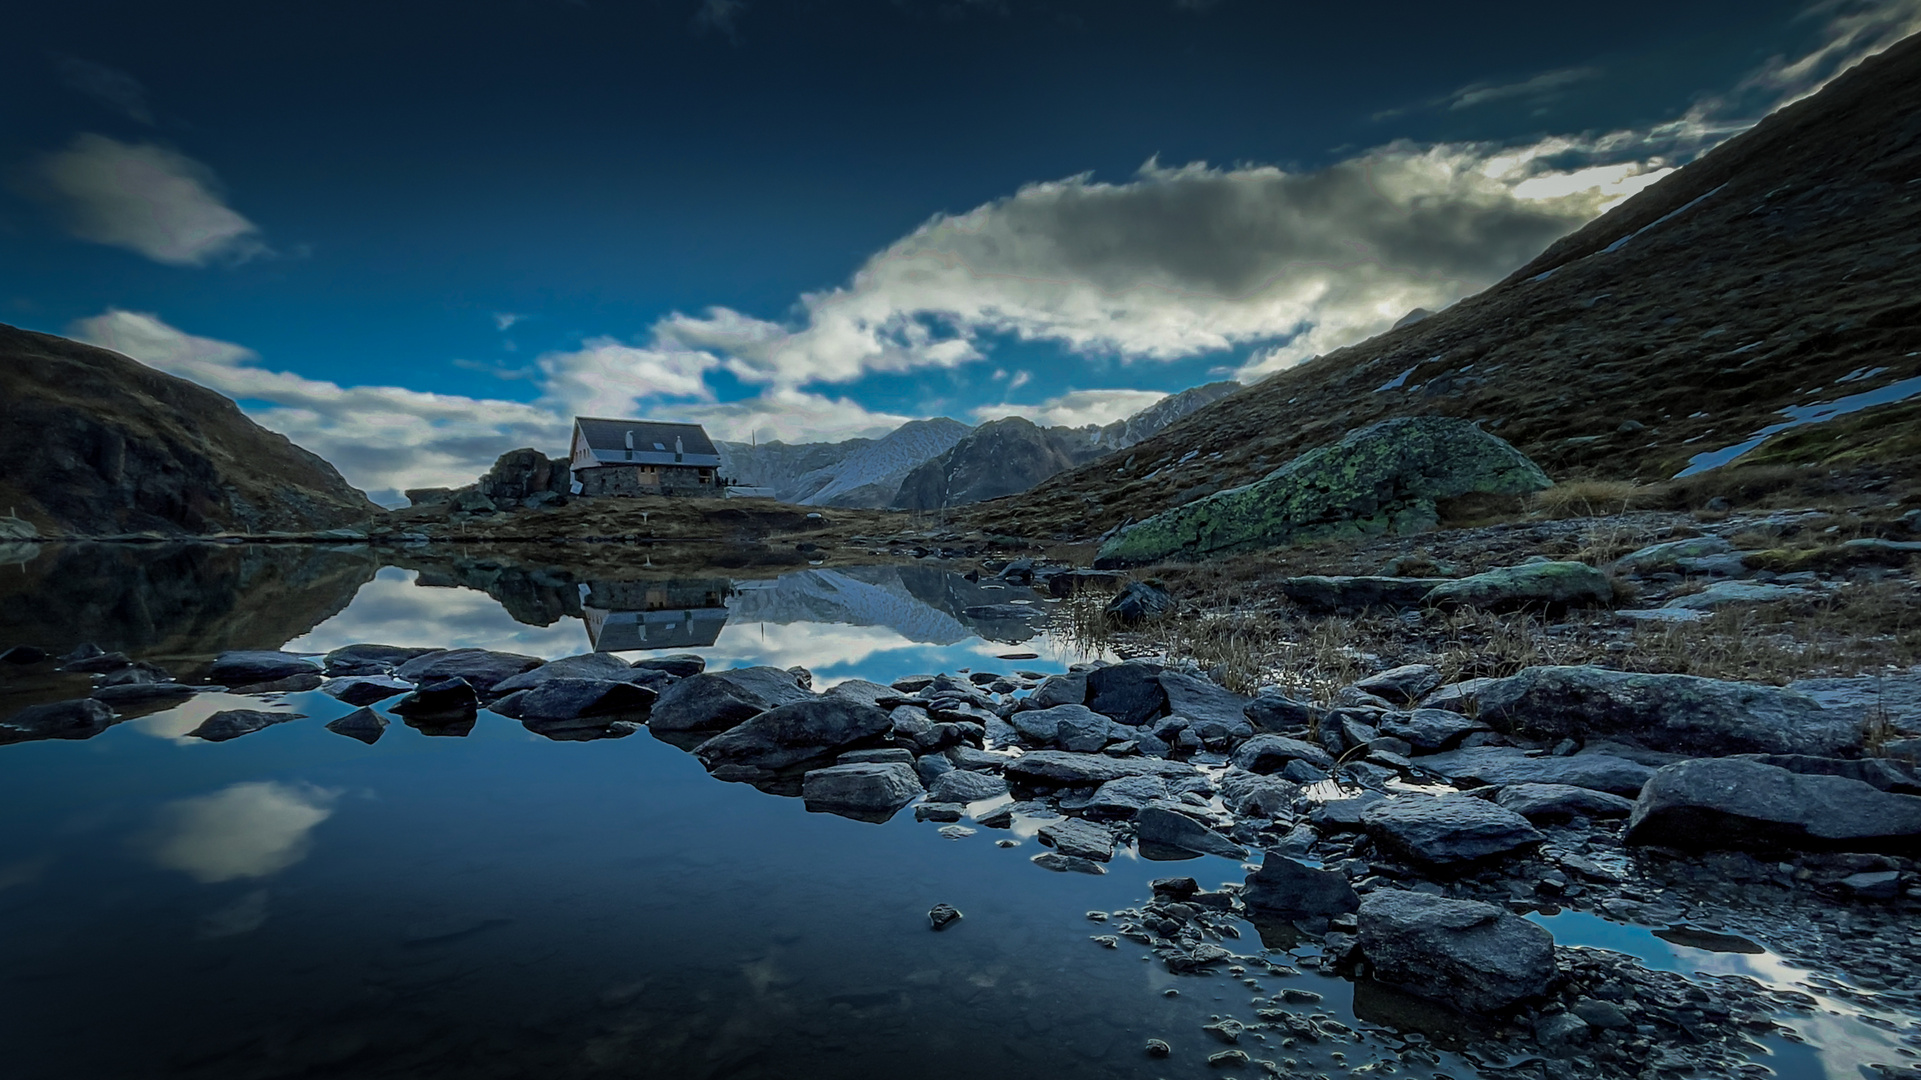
[892, 380, 1244, 510]
[0, 323, 383, 535]
[985, 33, 1921, 540]
[805, 418, 973, 506]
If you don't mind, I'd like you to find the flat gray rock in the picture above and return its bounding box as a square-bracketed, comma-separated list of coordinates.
[1353, 664, 1443, 705]
[928, 768, 1009, 804]
[1424, 561, 1612, 612]
[650, 667, 813, 733]
[1358, 890, 1556, 1013]
[489, 653, 643, 695]
[1494, 783, 1636, 821]
[1038, 818, 1116, 862]
[1230, 734, 1334, 773]
[394, 648, 543, 696]
[1420, 746, 1653, 796]
[1377, 708, 1489, 751]
[1625, 757, 1921, 854]
[1424, 665, 1855, 757]
[801, 762, 923, 818]
[1004, 751, 1200, 786]
[1663, 581, 1811, 611]
[1362, 796, 1544, 868]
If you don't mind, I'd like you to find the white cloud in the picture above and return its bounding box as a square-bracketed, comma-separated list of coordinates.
[1436, 66, 1602, 112]
[976, 388, 1168, 429]
[493, 312, 522, 331]
[31, 134, 266, 266]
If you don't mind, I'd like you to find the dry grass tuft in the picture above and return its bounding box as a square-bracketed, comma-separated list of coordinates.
[1530, 481, 1647, 520]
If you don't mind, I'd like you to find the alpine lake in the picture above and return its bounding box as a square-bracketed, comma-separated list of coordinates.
[0, 542, 1910, 1080]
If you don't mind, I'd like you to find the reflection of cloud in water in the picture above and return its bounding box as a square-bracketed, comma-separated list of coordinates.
[129, 691, 307, 744]
[700, 621, 1100, 687]
[1683, 949, 1904, 1080]
[285, 568, 589, 658]
[147, 782, 339, 884]
[199, 888, 270, 938]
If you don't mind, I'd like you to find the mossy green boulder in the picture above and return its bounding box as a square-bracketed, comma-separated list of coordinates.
[1095, 416, 1551, 566]
[1423, 561, 1612, 611]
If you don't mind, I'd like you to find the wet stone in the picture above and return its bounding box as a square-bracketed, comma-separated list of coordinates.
[325, 707, 389, 745]
[1032, 852, 1107, 875]
[188, 709, 302, 742]
[1038, 818, 1116, 862]
[927, 903, 962, 931]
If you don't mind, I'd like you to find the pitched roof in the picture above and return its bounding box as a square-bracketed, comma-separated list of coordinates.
[572, 417, 722, 467]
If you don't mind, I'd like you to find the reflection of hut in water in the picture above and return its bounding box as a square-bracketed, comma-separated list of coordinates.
[580, 578, 732, 652]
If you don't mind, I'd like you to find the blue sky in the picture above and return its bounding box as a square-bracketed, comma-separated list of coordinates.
[5, 0, 1918, 503]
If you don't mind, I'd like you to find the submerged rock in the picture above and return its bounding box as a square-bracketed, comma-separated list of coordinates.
[1423, 561, 1612, 612]
[1357, 890, 1556, 1013]
[1625, 757, 1921, 853]
[801, 761, 924, 819]
[1096, 416, 1551, 565]
[1423, 665, 1855, 757]
[1361, 796, 1544, 869]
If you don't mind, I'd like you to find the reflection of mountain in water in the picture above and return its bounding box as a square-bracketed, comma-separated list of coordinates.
[0, 542, 375, 658]
[726, 565, 1044, 645]
[583, 579, 731, 652]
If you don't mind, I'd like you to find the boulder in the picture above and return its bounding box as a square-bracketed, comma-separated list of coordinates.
[1087, 775, 1171, 817]
[1786, 671, 1921, 732]
[1361, 797, 1544, 869]
[1625, 757, 1921, 854]
[1004, 751, 1201, 787]
[632, 654, 707, 679]
[391, 677, 480, 720]
[649, 667, 813, 733]
[1425, 665, 1856, 757]
[1353, 664, 1444, 705]
[1217, 770, 1299, 818]
[1159, 671, 1253, 727]
[322, 676, 413, 707]
[0, 698, 116, 744]
[209, 650, 322, 685]
[1097, 416, 1551, 565]
[1423, 562, 1612, 612]
[823, 679, 896, 709]
[1231, 734, 1335, 773]
[1105, 580, 1173, 624]
[489, 653, 646, 695]
[93, 682, 199, 707]
[325, 707, 388, 744]
[694, 698, 893, 774]
[928, 769, 1009, 803]
[839, 747, 915, 765]
[321, 643, 438, 676]
[188, 708, 300, 742]
[1283, 576, 1454, 613]
[1087, 662, 1168, 726]
[1358, 890, 1556, 1013]
[1244, 854, 1360, 921]
[1377, 708, 1489, 751]
[506, 679, 658, 722]
[801, 762, 923, 818]
[1733, 754, 1921, 795]
[1418, 746, 1653, 796]
[394, 649, 544, 696]
[1023, 673, 1088, 710]
[1494, 783, 1636, 821]
[1611, 536, 1735, 576]
[1662, 581, 1811, 611]
[1135, 805, 1247, 860]
[1038, 818, 1116, 862]
[1244, 692, 1320, 731]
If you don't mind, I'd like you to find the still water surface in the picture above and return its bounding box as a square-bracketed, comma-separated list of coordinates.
[0, 545, 1896, 1078]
